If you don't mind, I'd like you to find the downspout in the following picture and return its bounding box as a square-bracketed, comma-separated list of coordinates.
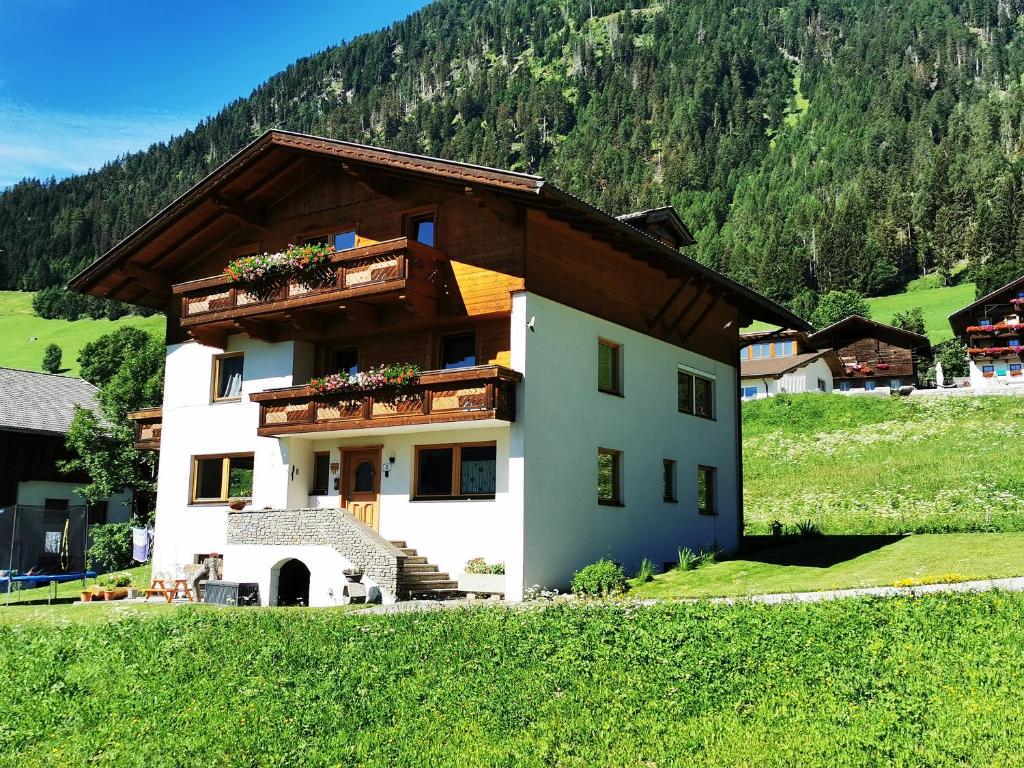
[734, 339, 745, 553]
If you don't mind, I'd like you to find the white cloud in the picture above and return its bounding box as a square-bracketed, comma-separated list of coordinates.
[0, 100, 205, 189]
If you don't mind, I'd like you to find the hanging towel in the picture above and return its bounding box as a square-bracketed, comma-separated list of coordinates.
[132, 527, 152, 563]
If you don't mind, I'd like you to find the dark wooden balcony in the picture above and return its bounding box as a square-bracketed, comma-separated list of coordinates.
[249, 366, 521, 436]
[171, 238, 445, 344]
[127, 407, 162, 450]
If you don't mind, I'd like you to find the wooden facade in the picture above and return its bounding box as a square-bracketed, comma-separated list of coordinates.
[70, 131, 806, 438]
[808, 315, 930, 388]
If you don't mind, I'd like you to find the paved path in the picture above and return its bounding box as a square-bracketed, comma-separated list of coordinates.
[357, 577, 1024, 614]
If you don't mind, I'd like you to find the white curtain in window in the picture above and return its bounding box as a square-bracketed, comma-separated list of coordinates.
[223, 370, 243, 398]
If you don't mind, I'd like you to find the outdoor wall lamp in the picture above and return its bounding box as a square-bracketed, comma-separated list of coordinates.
[383, 450, 397, 478]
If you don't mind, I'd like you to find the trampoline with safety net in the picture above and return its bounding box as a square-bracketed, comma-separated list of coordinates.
[0, 505, 94, 601]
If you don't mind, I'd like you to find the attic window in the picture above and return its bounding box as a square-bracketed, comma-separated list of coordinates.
[410, 215, 435, 247]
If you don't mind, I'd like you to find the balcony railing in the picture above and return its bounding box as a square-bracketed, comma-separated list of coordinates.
[172, 238, 444, 331]
[127, 407, 162, 450]
[249, 366, 521, 436]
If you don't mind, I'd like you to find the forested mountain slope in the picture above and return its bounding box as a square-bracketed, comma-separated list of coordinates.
[3, 0, 1024, 313]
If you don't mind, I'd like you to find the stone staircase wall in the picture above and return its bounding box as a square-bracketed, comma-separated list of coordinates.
[227, 508, 406, 600]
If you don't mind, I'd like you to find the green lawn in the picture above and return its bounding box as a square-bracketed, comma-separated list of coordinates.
[0, 290, 163, 376]
[631, 533, 1024, 599]
[3, 595, 1024, 765]
[1, 563, 151, 607]
[743, 394, 1024, 534]
[864, 277, 975, 343]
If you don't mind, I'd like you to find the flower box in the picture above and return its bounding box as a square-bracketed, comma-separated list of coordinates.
[310, 363, 421, 404]
[224, 243, 334, 301]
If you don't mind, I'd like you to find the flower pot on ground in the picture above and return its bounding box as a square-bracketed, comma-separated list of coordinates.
[102, 587, 129, 601]
[80, 590, 93, 603]
[343, 568, 364, 583]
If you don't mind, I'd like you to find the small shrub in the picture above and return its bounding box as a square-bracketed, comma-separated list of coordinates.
[633, 558, 656, 584]
[464, 557, 505, 575]
[678, 547, 699, 571]
[42, 343, 62, 374]
[523, 584, 560, 601]
[89, 523, 133, 571]
[795, 519, 823, 538]
[571, 558, 627, 597]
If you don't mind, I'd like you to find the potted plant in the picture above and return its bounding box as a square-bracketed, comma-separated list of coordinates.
[101, 572, 132, 601]
[227, 498, 247, 511]
[343, 567, 364, 583]
[458, 558, 506, 595]
[80, 589, 94, 603]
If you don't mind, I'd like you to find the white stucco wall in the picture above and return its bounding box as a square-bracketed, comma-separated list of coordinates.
[517, 292, 741, 593]
[222, 544, 367, 607]
[151, 335, 311, 577]
[968, 358, 1024, 389]
[16, 481, 132, 521]
[741, 358, 833, 400]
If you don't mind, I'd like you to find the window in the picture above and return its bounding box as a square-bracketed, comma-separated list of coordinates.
[1011, 364, 1022, 372]
[413, 443, 496, 499]
[980, 318, 993, 326]
[598, 339, 622, 395]
[213, 353, 244, 401]
[440, 332, 476, 369]
[191, 454, 254, 503]
[311, 452, 331, 495]
[663, 460, 677, 503]
[817, 378, 827, 392]
[864, 380, 877, 391]
[597, 448, 622, 506]
[44, 498, 69, 511]
[742, 385, 759, 399]
[776, 340, 794, 356]
[87, 500, 108, 526]
[740, 347, 749, 360]
[410, 214, 435, 247]
[840, 381, 852, 392]
[330, 348, 359, 376]
[983, 365, 995, 373]
[890, 379, 902, 389]
[697, 465, 716, 515]
[334, 230, 357, 251]
[1007, 339, 1020, 347]
[678, 369, 713, 418]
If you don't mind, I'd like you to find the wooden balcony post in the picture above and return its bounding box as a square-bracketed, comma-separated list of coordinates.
[485, 382, 495, 409]
[362, 396, 373, 421]
[422, 388, 432, 415]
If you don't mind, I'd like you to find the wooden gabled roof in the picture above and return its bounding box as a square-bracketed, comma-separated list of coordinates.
[808, 315, 930, 351]
[69, 130, 808, 330]
[948, 274, 1024, 337]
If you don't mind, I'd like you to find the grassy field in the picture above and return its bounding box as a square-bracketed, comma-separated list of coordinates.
[864, 276, 975, 343]
[3, 594, 1024, 765]
[631, 533, 1024, 599]
[743, 394, 1024, 535]
[0, 290, 163, 376]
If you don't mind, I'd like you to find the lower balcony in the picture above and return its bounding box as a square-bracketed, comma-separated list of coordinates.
[249, 365, 521, 437]
[127, 407, 162, 450]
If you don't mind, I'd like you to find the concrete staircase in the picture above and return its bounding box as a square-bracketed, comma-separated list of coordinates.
[391, 540, 460, 599]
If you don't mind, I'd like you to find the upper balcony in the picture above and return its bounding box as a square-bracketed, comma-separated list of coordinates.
[248, 365, 521, 437]
[171, 238, 445, 343]
[127, 407, 162, 451]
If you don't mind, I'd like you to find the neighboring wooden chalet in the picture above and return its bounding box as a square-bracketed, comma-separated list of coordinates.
[69, 130, 805, 604]
[0, 367, 131, 517]
[948, 275, 1024, 390]
[739, 330, 843, 399]
[807, 315, 930, 392]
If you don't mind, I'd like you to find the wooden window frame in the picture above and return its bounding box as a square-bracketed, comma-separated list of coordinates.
[663, 459, 677, 503]
[403, 204, 439, 248]
[697, 464, 717, 516]
[678, 367, 715, 420]
[438, 330, 478, 370]
[598, 338, 623, 396]
[189, 452, 255, 505]
[597, 447, 623, 507]
[311, 451, 331, 495]
[299, 224, 359, 251]
[211, 351, 244, 403]
[412, 441, 497, 501]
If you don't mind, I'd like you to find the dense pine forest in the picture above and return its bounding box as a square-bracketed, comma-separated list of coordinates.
[3, 0, 1024, 315]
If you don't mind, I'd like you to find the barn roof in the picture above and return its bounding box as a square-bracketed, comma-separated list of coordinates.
[0, 367, 100, 436]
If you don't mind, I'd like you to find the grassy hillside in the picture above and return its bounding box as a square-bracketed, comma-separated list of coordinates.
[4, 595, 1024, 765]
[864, 276, 975, 343]
[0, 291, 163, 376]
[743, 394, 1024, 535]
[632, 533, 1024, 599]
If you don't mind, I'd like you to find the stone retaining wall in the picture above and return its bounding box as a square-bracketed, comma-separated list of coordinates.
[227, 508, 405, 600]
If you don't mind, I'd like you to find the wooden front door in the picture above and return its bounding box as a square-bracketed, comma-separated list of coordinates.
[342, 447, 381, 530]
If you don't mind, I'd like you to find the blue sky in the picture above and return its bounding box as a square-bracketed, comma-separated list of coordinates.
[0, 0, 427, 188]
